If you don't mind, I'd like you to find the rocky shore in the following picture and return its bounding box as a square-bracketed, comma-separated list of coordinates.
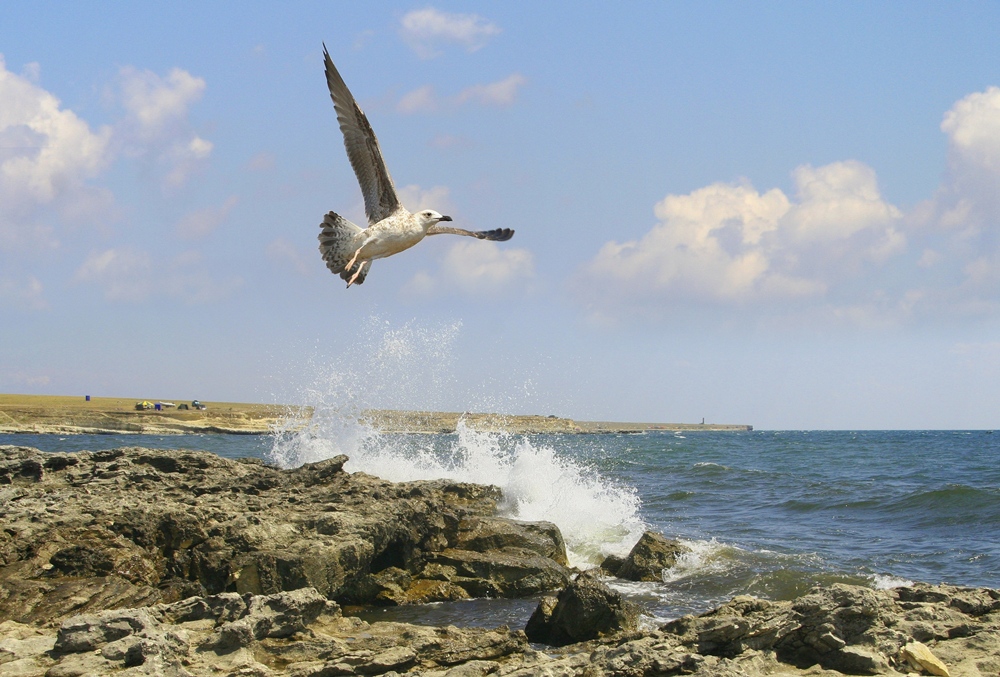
[2, 445, 997, 676]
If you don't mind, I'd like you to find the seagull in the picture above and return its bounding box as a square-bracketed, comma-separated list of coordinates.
[318, 44, 514, 287]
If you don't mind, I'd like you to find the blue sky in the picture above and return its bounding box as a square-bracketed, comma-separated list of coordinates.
[2, 2, 999, 429]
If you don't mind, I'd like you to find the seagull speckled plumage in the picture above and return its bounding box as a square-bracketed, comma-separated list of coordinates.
[317, 44, 514, 287]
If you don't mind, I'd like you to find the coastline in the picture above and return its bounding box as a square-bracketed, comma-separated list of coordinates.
[1, 444, 995, 677]
[0, 393, 753, 436]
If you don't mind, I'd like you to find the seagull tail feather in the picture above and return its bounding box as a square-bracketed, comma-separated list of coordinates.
[318, 211, 369, 285]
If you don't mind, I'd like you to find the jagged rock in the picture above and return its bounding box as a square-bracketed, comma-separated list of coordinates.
[4, 445, 1000, 676]
[599, 553, 625, 576]
[901, 641, 951, 677]
[0, 446, 570, 622]
[524, 570, 641, 646]
[453, 516, 569, 566]
[523, 594, 558, 640]
[615, 530, 689, 582]
[4, 580, 1000, 676]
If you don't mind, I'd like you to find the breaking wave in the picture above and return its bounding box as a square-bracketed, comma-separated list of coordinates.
[266, 318, 646, 567]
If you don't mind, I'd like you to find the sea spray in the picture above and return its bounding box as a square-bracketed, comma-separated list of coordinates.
[267, 317, 647, 567]
[274, 416, 647, 566]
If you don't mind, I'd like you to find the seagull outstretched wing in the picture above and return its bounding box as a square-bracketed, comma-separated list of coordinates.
[323, 44, 401, 225]
[426, 225, 515, 241]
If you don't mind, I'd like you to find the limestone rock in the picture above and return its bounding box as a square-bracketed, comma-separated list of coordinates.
[4, 578, 1000, 676]
[4, 445, 1000, 676]
[454, 516, 569, 566]
[0, 446, 570, 622]
[616, 530, 690, 582]
[901, 641, 950, 677]
[524, 570, 641, 646]
[423, 547, 571, 599]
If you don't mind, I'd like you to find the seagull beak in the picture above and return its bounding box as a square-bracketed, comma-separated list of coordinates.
[440, 215, 452, 222]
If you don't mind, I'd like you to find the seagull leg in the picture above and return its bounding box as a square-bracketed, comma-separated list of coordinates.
[347, 261, 367, 287]
[344, 248, 364, 288]
[345, 248, 362, 273]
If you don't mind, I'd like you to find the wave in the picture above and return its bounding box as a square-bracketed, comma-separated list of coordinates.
[266, 318, 647, 568]
[879, 484, 1000, 528]
[273, 416, 646, 567]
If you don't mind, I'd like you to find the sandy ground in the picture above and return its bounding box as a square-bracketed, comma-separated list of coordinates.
[0, 393, 752, 435]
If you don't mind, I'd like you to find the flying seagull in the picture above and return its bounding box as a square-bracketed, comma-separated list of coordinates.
[318, 44, 514, 287]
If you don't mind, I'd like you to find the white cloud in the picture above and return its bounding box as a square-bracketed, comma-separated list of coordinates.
[408, 240, 534, 296]
[397, 73, 526, 114]
[942, 86, 1000, 173]
[117, 66, 212, 189]
[0, 54, 113, 251]
[786, 162, 902, 245]
[0, 56, 213, 254]
[577, 83, 1000, 325]
[399, 8, 501, 59]
[578, 160, 903, 316]
[398, 184, 454, 213]
[119, 66, 206, 135]
[397, 85, 438, 114]
[455, 74, 526, 107]
[175, 195, 237, 239]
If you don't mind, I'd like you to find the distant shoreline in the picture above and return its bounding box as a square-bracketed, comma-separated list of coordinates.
[0, 393, 753, 436]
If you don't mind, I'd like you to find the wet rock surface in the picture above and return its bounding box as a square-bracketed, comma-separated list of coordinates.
[2, 445, 999, 676]
[3, 581, 998, 676]
[0, 446, 570, 623]
[524, 569, 641, 645]
[612, 530, 690, 582]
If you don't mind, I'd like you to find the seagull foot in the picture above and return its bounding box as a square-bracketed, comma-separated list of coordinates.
[347, 261, 366, 287]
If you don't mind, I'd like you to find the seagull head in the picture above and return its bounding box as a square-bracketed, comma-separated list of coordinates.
[415, 210, 452, 230]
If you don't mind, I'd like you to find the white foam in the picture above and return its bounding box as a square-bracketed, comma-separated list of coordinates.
[871, 574, 915, 590]
[660, 538, 739, 582]
[267, 318, 647, 568]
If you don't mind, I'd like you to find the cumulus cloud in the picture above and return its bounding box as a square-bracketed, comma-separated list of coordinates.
[578, 82, 1000, 325]
[578, 160, 904, 317]
[119, 67, 206, 135]
[396, 184, 532, 296]
[397, 85, 438, 114]
[117, 66, 212, 188]
[399, 8, 501, 59]
[398, 73, 526, 114]
[0, 54, 113, 251]
[175, 195, 238, 239]
[408, 240, 534, 296]
[398, 184, 454, 213]
[455, 74, 526, 107]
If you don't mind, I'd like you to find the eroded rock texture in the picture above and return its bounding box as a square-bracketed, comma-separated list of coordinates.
[0, 446, 570, 624]
[2, 446, 999, 677]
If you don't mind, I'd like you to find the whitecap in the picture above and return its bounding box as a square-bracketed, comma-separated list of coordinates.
[871, 573, 915, 589]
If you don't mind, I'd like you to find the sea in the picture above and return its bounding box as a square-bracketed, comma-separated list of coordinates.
[4, 424, 998, 629]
